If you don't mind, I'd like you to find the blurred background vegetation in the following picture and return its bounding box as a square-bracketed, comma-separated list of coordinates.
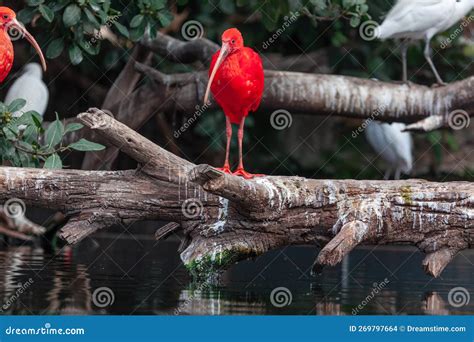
[1, 0, 473, 180]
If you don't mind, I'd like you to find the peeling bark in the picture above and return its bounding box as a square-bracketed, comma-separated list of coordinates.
[0, 109, 472, 279]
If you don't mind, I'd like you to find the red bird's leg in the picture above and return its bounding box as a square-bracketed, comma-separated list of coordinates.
[233, 117, 264, 179]
[216, 117, 232, 174]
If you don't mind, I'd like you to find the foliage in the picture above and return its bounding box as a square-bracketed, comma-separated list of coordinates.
[0, 100, 104, 169]
[18, 0, 174, 65]
[7, 0, 472, 179]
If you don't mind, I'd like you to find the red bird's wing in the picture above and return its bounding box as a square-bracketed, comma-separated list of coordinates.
[209, 46, 264, 123]
[238, 47, 264, 112]
[0, 35, 13, 83]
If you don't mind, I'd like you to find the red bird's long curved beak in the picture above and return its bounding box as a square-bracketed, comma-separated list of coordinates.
[11, 19, 47, 72]
[204, 42, 230, 105]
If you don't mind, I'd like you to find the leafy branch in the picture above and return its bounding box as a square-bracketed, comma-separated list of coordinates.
[18, 0, 174, 65]
[0, 100, 105, 169]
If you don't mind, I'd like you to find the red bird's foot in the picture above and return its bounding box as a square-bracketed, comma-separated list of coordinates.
[232, 168, 264, 180]
[215, 165, 232, 174]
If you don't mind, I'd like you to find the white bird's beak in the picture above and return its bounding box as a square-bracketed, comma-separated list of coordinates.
[204, 42, 230, 105]
[11, 19, 47, 72]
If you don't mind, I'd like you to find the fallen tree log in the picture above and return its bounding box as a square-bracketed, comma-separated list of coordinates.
[1, 109, 472, 279]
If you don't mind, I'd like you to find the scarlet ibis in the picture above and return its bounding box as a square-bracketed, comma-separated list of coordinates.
[204, 28, 264, 179]
[0, 7, 47, 83]
[5, 63, 48, 119]
[365, 121, 413, 180]
[377, 0, 474, 84]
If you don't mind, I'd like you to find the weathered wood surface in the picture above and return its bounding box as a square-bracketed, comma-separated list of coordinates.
[1, 109, 472, 278]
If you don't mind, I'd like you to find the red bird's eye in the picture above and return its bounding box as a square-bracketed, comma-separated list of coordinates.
[231, 39, 235, 44]
[3, 15, 8, 20]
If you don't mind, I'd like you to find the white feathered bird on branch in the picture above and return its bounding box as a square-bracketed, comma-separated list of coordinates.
[4, 63, 49, 118]
[377, 0, 474, 84]
[365, 121, 413, 180]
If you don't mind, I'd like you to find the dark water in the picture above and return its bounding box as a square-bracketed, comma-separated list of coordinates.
[0, 233, 473, 315]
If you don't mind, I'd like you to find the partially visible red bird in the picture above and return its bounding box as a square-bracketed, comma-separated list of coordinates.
[0, 7, 46, 83]
[204, 28, 264, 179]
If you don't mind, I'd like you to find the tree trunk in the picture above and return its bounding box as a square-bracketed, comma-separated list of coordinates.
[2, 109, 472, 280]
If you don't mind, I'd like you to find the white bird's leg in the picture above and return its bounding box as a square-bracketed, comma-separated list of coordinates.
[394, 168, 401, 181]
[401, 40, 409, 83]
[384, 168, 392, 180]
[424, 38, 445, 85]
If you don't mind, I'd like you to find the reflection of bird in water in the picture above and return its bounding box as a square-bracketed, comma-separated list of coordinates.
[365, 121, 413, 180]
[176, 287, 266, 315]
[0, 247, 43, 313]
[377, 0, 474, 84]
[5, 63, 49, 119]
[423, 292, 450, 315]
[46, 262, 93, 315]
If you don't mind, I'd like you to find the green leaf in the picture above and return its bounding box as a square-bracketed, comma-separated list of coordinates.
[39, 4, 54, 23]
[83, 8, 100, 27]
[44, 153, 62, 169]
[63, 4, 81, 27]
[69, 44, 84, 65]
[15, 111, 41, 127]
[64, 123, 84, 134]
[130, 14, 144, 28]
[31, 114, 43, 129]
[27, 0, 44, 6]
[8, 99, 26, 112]
[114, 21, 129, 38]
[47, 38, 65, 59]
[45, 116, 64, 149]
[157, 11, 173, 27]
[68, 138, 105, 151]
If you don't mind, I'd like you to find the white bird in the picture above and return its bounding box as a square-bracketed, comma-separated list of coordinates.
[377, 0, 474, 84]
[4, 63, 49, 118]
[365, 121, 413, 180]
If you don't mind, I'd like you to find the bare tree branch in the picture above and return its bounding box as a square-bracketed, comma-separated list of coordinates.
[135, 66, 474, 123]
[142, 31, 332, 73]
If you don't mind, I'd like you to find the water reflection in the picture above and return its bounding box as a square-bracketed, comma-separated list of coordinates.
[0, 235, 473, 315]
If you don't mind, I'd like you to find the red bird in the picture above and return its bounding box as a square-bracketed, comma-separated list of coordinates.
[0, 7, 46, 83]
[204, 28, 264, 179]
